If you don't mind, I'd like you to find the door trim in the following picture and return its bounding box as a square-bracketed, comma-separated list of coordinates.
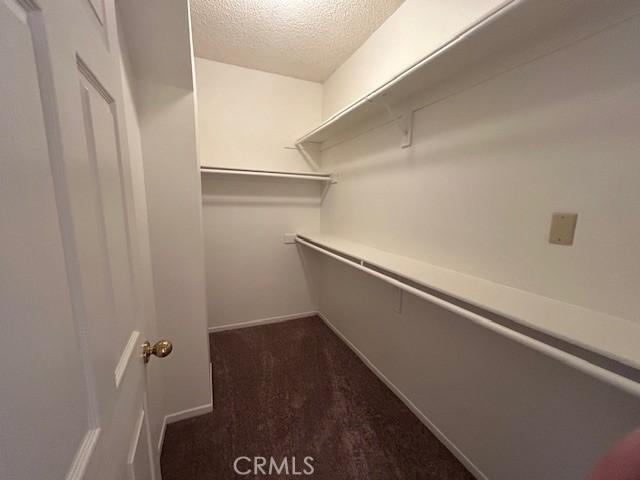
[126, 409, 145, 480]
[65, 428, 101, 480]
[115, 330, 140, 388]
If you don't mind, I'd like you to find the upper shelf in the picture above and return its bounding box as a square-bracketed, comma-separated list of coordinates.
[296, 232, 640, 379]
[295, 0, 640, 146]
[200, 166, 333, 182]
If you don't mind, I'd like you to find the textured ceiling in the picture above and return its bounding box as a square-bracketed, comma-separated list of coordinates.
[190, 0, 405, 82]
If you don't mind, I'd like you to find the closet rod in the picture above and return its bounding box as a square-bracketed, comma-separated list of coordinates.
[200, 166, 332, 182]
[296, 237, 640, 399]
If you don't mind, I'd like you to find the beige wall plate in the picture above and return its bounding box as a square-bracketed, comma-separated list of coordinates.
[549, 213, 578, 245]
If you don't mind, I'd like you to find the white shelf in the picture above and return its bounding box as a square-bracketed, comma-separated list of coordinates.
[200, 166, 333, 182]
[295, 0, 640, 146]
[297, 232, 640, 379]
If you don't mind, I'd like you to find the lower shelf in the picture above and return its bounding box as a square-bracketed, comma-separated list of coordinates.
[296, 232, 640, 395]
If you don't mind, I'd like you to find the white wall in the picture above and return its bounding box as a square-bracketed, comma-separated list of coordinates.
[114, 17, 165, 462]
[196, 59, 323, 329]
[321, 0, 506, 119]
[136, 81, 212, 418]
[202, 176, 321, 328]
[117, 0, 212, 437]
[314, 13, 640, 480]
[321, 16, 640, 323]
[196, 58, 322, 171]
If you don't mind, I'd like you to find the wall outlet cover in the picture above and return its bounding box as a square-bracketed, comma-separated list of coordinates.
[549, 213, 578, 245]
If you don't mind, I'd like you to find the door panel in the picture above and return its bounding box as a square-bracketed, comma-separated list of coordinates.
[86, 0, 105, 25]
[128, 410, 154, 480]
[78, 64, 135, 355]
[0, 2, 90, 478]
[1, 0, 160, 479]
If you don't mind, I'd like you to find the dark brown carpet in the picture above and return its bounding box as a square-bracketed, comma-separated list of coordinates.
[161, 316, 473, 479]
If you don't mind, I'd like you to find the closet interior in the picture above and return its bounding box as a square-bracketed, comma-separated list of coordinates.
[182, 0, 640, 478]
[4, 0, 640, 478]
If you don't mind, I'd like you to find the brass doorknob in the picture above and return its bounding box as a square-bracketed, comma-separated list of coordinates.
[142, 340, 173, 363]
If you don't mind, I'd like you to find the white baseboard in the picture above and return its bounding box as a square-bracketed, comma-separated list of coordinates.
[157, 364, 214, 454]
[317, 312, 487, 480]
[208, 311, 319, 333]
[166, 402, 213, 424]
[157, 402, 213, 453]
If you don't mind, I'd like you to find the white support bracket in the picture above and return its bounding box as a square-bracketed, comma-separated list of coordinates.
[321, 173, 337, 202]
[378, 97, 413, 148]
[294, 142, 322, 171]
[399, 107, 413, 149]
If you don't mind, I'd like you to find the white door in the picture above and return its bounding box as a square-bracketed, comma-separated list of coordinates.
[1, 0, 164, 479]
